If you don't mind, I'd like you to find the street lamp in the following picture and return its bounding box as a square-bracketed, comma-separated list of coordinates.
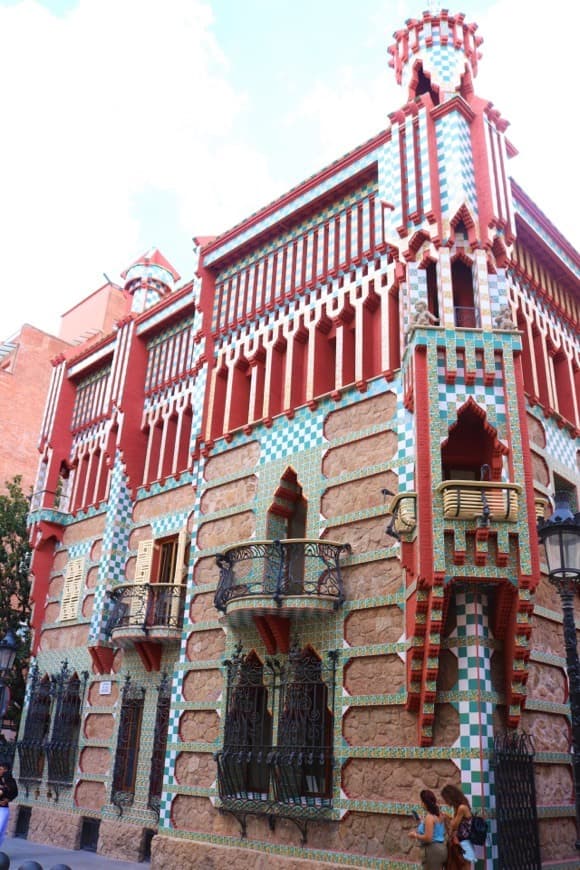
[537, 492, 580, 850]
[0, 630, 17, 719]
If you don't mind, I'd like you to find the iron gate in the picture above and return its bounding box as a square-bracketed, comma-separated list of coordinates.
[492, 731, 541, 869]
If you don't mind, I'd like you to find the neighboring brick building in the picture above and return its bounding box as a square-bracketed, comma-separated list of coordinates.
[0, 326, 70, 493]
[17, 9, 579, 870]
[0, 282, 129, 495]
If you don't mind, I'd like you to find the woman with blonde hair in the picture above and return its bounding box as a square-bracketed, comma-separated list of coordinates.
[409, 789, 448, 869]
[441, 784, 476, 869]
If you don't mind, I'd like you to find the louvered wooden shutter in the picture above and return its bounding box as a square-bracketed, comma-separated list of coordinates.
[59, 558, 84, 621]
[130, 539, 154, 622]
[167, 529, 188, 625]
[134, 539, 154, 584]
[173, 528, 188, 585]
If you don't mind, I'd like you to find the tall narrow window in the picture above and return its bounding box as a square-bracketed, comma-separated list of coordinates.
[265, 469, 307, 595]
[46, 663, 87, 787]
[148, 674, 171, 814]
[17, 666, 52, 785]
[452, 259, 477, 327]
[216, 647, 272, 801]
[111, 677, 145, 808]
[272, 645, 336, 806]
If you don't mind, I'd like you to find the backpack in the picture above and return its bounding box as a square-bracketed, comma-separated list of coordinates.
[470, 814, 488, 846]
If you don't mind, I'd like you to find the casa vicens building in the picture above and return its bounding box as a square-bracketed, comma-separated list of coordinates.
[17, 8, 579, 869]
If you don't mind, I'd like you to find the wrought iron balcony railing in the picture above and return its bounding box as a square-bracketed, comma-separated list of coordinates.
[454, 306, 481, 328]
[214, 539, 351, 614]
[105, 582, 186, 637]
[436, 480, 521, 523]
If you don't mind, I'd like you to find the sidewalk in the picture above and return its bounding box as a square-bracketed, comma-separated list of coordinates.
[1, 837, 146, 869]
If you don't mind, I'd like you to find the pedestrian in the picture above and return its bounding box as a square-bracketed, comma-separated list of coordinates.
[441, 784, 476, 869]
[409, 788, 448, 869]
[0, 761, 18, 848]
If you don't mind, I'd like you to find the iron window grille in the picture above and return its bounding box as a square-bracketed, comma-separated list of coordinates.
[492, 731, 542, 869]
[17, 661, 89, 795]
[217, 648, 273, 803]
[147, 673, 171, 815]
[111, 675, 145, 813]
[45, 662, 89, 794]
[17, 664, 52, 786]
[215, 642, 338, 842]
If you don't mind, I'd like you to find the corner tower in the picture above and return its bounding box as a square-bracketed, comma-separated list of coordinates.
[384, 10, 541, 847]
[122, 248, 181, 314]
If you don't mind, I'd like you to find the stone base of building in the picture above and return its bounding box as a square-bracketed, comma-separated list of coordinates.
[10, 805, 82, 850]
[97, 817, 153, 862]
[5, 805, 154, 864]
[151, 835, 376, 869]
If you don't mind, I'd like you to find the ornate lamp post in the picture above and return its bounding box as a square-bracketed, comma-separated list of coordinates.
[537, 493, 580, 850]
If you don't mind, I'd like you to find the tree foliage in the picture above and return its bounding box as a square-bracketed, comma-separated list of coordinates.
[0, 476, 31, 725]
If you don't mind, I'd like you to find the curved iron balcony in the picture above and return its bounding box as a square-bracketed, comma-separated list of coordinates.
[106, 582, 186, 645]
[436, 481, 522, 523]
[214, 539, 351, 619]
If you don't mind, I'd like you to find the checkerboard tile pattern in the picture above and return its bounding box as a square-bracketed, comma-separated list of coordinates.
[89, 450, 134, 644]
[435, 112, 477, 233]
[545, 415, 576, 469]
[453, 590, 496, 869]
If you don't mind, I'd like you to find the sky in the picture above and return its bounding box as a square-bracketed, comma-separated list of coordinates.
[0, 0, 578, 340]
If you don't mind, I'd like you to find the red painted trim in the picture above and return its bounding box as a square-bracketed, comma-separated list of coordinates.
[512, 355, 541, 588]
[512, 180, 580, 271]
[88, 646, 115, 675]
[414, 347, 434, 581]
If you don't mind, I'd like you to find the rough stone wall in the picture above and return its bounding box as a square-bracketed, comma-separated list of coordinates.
[133, 482, 196, 521]
[204, 441, 260, 481]
[40, 623, 90, 650]
[80, 746, 111, 775]
[74, 780, 106, 810]
[324, 392, 397, 439]
[25, 806, 82, 850]
[197, 510, 255, 549]
[62, 515, 106, 544]
[322, 431, 397, 477]
[201, 475, 258, 512]
[179, 710, 220, 742]
[152, 836, 365, 870]
[341, 558, 402, 598]
[98, 818, 148, 862]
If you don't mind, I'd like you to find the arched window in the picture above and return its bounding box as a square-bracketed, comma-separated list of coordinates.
[441, 400, 506, 481]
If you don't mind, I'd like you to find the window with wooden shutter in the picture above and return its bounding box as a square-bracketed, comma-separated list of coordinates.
[59, 558, 84, 621]
[134, 539, 154, 583]
[130, 540, 154, 623]
[172, 528, 188, 585]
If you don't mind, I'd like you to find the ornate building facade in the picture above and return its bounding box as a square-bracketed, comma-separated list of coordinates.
[17, 10, 579, 869]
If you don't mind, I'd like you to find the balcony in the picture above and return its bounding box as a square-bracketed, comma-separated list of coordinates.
[106, 582, 186, 646]
[436, 481, 521, 523]
[214, 539, 351, 622]
[387, 492, 417, 537]
[454, 306, 480, 328]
